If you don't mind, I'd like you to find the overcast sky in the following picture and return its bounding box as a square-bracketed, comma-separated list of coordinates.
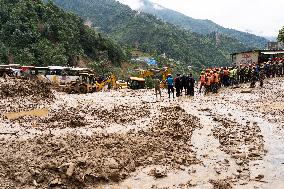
[118, 0, 284, 38]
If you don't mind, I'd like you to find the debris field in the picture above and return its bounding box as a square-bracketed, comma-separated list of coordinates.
[0, 77, 284, 189]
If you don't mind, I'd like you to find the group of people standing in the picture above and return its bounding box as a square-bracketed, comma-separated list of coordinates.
[162, 58, 284, 99]
[199, 58, 284, 94]
[165, 73, 195, 98]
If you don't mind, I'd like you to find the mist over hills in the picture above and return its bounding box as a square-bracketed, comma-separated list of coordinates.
[51, 0, 253, 68]
[137, 0, 269, 49]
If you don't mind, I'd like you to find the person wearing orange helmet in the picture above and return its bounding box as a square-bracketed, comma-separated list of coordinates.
[209, 70, 214, 91]
[212, 70, 219, 93]
[205, 71, 212, 95]
[199, 71, 206, 93]
[219, 67, 224, 87]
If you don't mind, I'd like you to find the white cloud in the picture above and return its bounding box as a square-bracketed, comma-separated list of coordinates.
[118, 0, 284, 37]
[117, 0, 142, 9]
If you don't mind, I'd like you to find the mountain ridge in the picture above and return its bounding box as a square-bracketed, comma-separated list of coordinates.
[51, 0, 250, 69]
[137, 0, 269, 49]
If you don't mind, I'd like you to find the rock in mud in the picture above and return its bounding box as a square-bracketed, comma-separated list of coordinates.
[210, 179, 232, 189]
[149, 168, 167, 179]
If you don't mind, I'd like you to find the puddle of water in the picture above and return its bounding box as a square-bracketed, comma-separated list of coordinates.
[3, 108, 49, 120]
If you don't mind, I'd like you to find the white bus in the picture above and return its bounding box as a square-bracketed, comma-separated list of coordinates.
[45, 66, 90, 85]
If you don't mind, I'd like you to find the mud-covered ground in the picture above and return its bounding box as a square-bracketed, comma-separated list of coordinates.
[0, 77, 283, 189]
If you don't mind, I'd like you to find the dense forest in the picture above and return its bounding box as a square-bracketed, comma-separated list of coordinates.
[0, 0, 125, 67]
[51, 0, 249, 68]
[139, 0, 269, 49]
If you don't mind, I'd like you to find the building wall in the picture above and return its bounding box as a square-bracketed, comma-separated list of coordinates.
[235, 52, 259, 66]
[267, 42, 283, 50]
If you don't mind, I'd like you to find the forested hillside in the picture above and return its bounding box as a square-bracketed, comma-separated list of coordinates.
[0, 0, 125, 66]
[278, 26, 284, 43]
[51, 0, 249, 68]
[139, 0, 269, 49]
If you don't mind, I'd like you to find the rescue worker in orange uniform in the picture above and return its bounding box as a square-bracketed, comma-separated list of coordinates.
[212, 70, 219, 93]
[205, 70, 211, 95]
[210, 70, 214, 92]
[199, 71, 206, 93]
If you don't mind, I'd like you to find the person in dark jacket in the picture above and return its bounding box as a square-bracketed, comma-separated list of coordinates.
[187, 73, 195, 96]
[174, 74, 181, 97]
[181, 74, 187, 95]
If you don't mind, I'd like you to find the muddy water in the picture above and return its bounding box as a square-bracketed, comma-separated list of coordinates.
[208, 80, 284, 188]
[213, 102, 284, 189]
[183, 104, 239, 188]
[4, 108, 49, 120]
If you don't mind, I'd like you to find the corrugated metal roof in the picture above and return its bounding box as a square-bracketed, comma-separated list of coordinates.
[261, 51, 284, 55]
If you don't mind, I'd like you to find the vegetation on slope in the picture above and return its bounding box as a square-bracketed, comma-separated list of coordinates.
[0, 0, 125, 67]
[51, 0, 248, 68]
[278, 26, 284, 43]
[139, 0, 269, 49]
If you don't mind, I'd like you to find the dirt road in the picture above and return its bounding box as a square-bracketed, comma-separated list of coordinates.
[0, 77, 283, 189]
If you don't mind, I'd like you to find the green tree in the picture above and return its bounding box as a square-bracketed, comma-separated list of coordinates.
[0, 0, 125, 67]
[278, 26, 284, 43]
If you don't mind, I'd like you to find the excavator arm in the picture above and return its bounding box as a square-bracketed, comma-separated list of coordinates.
[139, 70, 155, 78]
[135, 67, 172, 88]
[160, 67, 172, 88]
[95, 74, 117, 91]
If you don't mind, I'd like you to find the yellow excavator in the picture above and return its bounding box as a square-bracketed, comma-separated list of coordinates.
[95, 74, 117, 91]
[135, 67, 172, 88]
[65, 73, 119, 94]
[128, 77, 146, 90]
[127, 67, 171, 90]
[65, 73, 96, 94]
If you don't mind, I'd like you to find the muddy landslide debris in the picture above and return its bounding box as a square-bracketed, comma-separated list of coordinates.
[212, 117, 266, 185]
[0, 106, 201, 188]
[0, 77, 54, 99]
[209, 179, 233, 189]
[93, 104, 151, 124]
[213, 118, 265, 161]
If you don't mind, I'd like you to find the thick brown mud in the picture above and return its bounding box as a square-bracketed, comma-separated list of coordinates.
[0, 77, 284, 188]
[0, 105, 200, 188]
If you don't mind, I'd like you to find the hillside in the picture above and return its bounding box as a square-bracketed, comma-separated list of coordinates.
[139, 0, 269, 49]
[0, 0, 125, 67]
[51, 0, 249, 68]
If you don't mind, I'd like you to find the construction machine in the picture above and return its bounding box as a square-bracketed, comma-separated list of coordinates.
[65, 73, 96, 94]
[95, 74, 117, 91]
[116, 80, 128, 89]
[160, 67, 172, 88]
[128, 77, 146, 89]
[65, 73, 119, 94]
[0, 68, 14, 77]
[134, 67, 172, 88]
